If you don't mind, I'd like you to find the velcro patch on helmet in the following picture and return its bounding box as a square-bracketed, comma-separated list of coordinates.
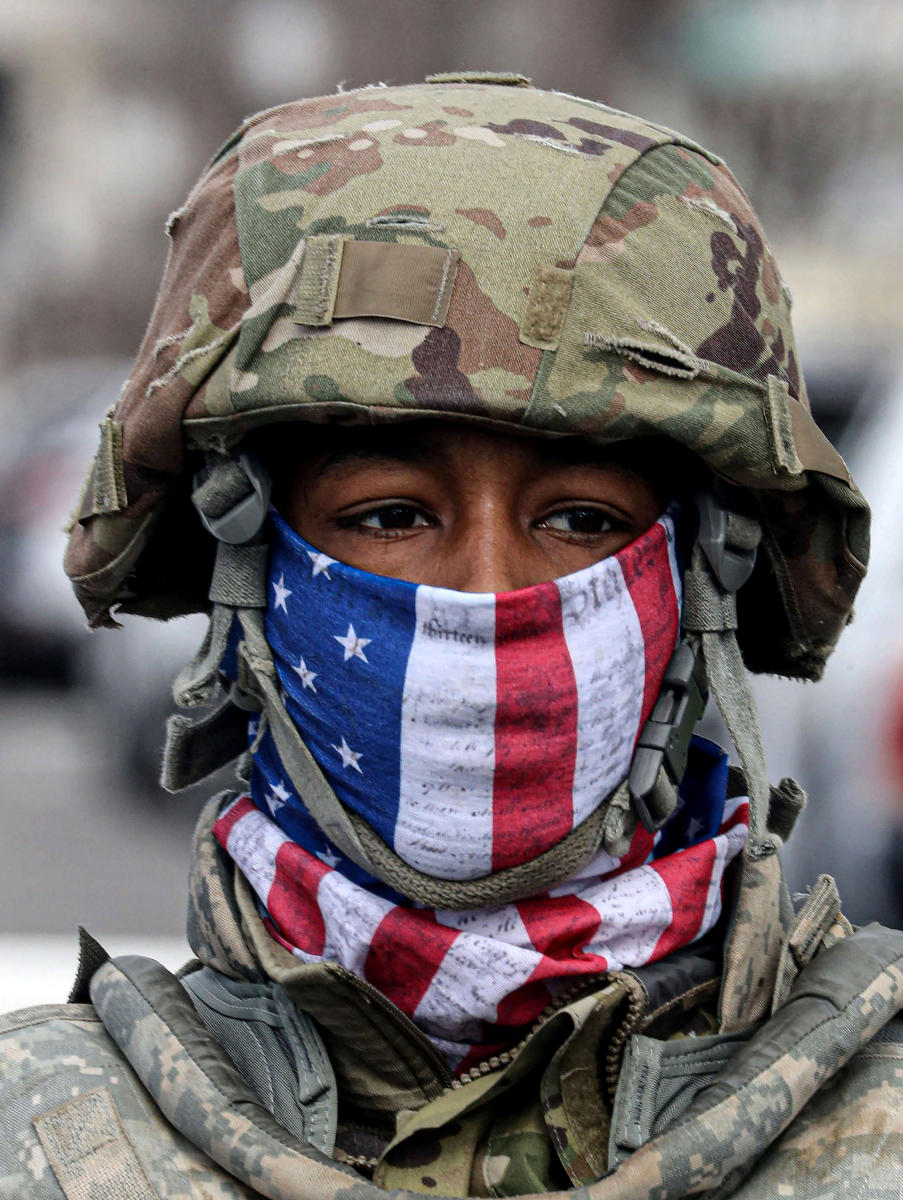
[292, 237, 460, 329]
[764, 374, 851, 485]
[763, 375, 804, 478]
[520, 265, 575, 350]
[291, 234, 345, 327]
[786, 395, 852, 484]
[77, 413, 128, 521]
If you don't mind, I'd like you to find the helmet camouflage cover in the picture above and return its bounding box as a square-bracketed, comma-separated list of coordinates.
[65, 72, 867, 680]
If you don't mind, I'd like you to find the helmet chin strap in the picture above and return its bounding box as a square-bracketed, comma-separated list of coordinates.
[164, 454, 792, 909]
[681, 501, 774, 855]
[625, 493, 800, 858]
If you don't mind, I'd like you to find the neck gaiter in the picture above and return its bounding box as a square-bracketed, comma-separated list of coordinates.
[256, 507, 684, 881]
[214, 509, 749, 1069]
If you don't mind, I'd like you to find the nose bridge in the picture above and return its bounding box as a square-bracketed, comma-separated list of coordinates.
[446, 494, 525, 593]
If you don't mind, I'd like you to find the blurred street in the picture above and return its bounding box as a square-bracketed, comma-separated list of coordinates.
[0, 686, 202, 936]
[0, 684, 202, 1008]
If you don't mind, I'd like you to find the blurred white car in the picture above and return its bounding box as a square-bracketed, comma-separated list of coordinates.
[694, 361, 903, 927]
[0, 359, 127, 680]
[0, 360, 228, 795]
[776, 362, 903, 926]
[77, 609, 213, 794]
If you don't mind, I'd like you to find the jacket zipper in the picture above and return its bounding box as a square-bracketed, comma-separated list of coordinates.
[327, 966, 614, 1095]
[604, 971, 647, 1104]
[449, 975, 608, 1089]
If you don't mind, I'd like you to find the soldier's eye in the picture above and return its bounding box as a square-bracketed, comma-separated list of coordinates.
[354, 505, 432, 531]
[539, 507, 617, 535]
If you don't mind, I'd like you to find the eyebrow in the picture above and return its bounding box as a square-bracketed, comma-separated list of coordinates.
[315, 432, 439, 473]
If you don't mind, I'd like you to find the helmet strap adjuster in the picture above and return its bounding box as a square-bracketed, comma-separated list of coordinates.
[629, 641, 708, 833]
[694, 491, 760, 593]
[192, 451, 272, 545]
[629, 492, 768, 842]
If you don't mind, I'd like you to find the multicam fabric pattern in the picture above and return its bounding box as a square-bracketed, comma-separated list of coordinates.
[63, 76, 868, 679]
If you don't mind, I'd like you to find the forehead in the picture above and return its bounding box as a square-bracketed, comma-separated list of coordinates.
[256, 421, 700, 500]
[264, 420, 660, 474]
[312, 423, 612, 470]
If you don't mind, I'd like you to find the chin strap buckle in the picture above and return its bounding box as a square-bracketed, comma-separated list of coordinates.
[192, 451, 272, 545]
[629, 641, 708, 833]
[694, 491, 760, 593]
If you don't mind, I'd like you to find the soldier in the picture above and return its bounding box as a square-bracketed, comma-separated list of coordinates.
[3, 73, 903, 1197]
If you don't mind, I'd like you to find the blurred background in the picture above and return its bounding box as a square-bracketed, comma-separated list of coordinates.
[2, 0, 902, 1008]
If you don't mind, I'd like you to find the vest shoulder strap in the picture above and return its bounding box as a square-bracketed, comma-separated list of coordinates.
[608, 922, 903, 1194]
[182, 965, 336, 1154]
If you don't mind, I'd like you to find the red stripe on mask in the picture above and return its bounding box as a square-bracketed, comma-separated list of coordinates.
[517, 892, 605, 961]
[492, 581, 578, 870]
[365, 907, 458, 1018]
[495, 894, 609, 1029]
[212, 794, 255, 846]
[267, 842, 331, 956]
[648, 838, 716, 960]
[618, 521, 680, 734]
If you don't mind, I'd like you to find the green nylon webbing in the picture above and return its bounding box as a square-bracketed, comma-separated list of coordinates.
[681, 545, 773, 852]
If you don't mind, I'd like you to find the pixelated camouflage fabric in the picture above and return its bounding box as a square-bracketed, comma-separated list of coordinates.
[3, 922, 903, 1196]
[63, 77, 868, 677]
[0, 1002, 261, 1197]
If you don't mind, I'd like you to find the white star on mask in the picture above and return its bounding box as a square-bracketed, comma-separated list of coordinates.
[307, 550, 336, 579]
[272, 573, 292, 612]
[686, 816, 705, 842]
[334, 623, 371, 663]
[319, 845, 341, 868]
[292, 656, 318, 692]
[332, 736, 363, 773]
[266, 779, 291, 815]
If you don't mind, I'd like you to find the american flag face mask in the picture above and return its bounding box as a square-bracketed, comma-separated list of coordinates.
[216, 507, 751, 1067]
[255, 506, 684, 882]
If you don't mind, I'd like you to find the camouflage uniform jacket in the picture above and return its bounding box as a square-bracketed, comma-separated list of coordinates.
[3, 791, 903, 1199]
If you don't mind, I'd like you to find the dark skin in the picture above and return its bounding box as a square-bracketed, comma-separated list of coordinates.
[274, 423, 666, 591]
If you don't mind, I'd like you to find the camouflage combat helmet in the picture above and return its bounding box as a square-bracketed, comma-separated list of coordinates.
[63, 74, 868, 878]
